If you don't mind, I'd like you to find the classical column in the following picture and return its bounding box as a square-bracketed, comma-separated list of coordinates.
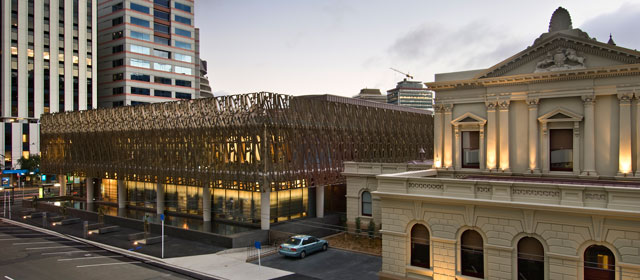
[443, 104, 453, 169]
[636, 94, 640, 177]
[617, 93, 633, 176]
[156, 182, 164, 215]
[581, 95, 597, 176]
[454, 125, 461, 170]
[485, 101, 498, 171]
[479, 126, 486, 170]
[117, 180, 126, 217]
[203, 185, 211, 222]
[433, 105, 444, 168]
[86, 178, 94, 212]
[573, 122, 581, 175]
[261, 187, 271, 230]
[316, 186, 325, 218]
[527, 98, 540, 173]
[541, 123, 549, 173]
[58, 175, 67, 196]
[498, 100, 511, 172]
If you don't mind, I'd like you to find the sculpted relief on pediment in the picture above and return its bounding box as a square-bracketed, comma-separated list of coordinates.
[534, 48, 586, 73]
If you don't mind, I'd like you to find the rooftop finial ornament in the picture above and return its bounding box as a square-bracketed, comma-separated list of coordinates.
[608, 34, 616, 46]
[549, 7, 572, 32]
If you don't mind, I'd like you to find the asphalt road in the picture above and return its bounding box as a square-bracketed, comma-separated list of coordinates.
[0, 219, 194, 280]
[255, 248, 381, 280]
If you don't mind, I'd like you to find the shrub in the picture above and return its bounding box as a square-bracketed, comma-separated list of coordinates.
[355, 217, 361, 236]
[368, 220, 376, 239]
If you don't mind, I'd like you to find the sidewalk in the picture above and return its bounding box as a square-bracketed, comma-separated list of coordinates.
[3, 204, 296, 280]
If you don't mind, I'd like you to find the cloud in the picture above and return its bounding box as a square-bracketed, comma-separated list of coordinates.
[580, 2, 640, 50]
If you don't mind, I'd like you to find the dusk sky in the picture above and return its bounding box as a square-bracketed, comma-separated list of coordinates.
[194, 1, 640, 97]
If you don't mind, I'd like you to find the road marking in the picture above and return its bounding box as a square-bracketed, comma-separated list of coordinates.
[58, 255, 125, 261]
[42, 250, 107, 255]
[5, 234, 49, 236]
[76, 261, 141, 268]
[0, 238, 23, 241]
[14, 241, 77, 245]
[4, 276, 15, 280]
[26, 245, 92, 250]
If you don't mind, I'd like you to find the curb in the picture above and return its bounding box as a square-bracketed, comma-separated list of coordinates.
[1, 217, 227, 280]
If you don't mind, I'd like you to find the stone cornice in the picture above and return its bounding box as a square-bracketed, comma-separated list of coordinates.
[426, 63, 640, 91]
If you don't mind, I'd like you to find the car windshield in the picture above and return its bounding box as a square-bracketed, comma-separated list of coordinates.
[284, 238, 302, 245]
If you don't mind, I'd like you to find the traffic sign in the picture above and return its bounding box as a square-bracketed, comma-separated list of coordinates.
[3, 169, 28, 175]
[160, 214, 165, 221]
[254, 241, 261, 249]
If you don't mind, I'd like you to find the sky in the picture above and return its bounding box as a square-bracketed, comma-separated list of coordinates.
[194, 1, 640, 98]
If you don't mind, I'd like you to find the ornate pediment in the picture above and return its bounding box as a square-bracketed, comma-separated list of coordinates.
[451, 112, 486, 126]
[475, 33, 640, 79]
[538, 108, 582, 123]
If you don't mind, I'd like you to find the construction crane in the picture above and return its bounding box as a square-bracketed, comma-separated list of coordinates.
[389, 67, 414, 80]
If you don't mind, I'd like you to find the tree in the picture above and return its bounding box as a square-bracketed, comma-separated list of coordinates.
[18, 154, 41, 186]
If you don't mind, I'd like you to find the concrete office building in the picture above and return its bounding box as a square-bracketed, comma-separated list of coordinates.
[353, 88, 387, 104]
[387, 79, 434, 111]
[194, 28, 212, 98]
[346, 7, 640, 280]
[0, 0, 97, 168]
[96, 0, 197, 107]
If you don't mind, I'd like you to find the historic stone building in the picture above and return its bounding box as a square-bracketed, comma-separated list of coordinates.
[345, 7, 640, 280]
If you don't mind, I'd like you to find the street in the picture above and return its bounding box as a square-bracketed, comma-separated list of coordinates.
[0, 219, 194, 280]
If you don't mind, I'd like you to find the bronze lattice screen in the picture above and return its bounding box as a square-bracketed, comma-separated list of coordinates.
[41, 92, 433, 191]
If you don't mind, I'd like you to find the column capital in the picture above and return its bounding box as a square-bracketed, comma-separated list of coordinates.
[485, 101, 498, 110]
[443, 103, 453, 113]
[581, 95, 596, 105]
[618, 92, 634, 104]
[526, 98, 539, 108]
[434, 104, 445, 113]
[498, 100, 510, 110]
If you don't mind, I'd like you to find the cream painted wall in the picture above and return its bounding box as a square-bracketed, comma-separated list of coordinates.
[595, 95, 620, 177]
[538, 96, 584, 117]
[451, 103, 486, 120]
[509, 101, 529, 173]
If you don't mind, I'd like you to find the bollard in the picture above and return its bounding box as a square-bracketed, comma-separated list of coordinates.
[83, 221, 88, 239]
[42, 212, 47, 228]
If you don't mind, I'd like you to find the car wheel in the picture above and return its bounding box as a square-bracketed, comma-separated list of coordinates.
[322, 244, 328, 251]
[300, 251, 306, 259]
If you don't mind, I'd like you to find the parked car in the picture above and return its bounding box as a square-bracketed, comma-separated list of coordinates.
[278, 235, 328, 258]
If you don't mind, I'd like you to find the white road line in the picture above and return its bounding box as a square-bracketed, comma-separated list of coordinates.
[6, 234, 48, 236]
[5, 276, 15, 280]
[26, 245, 92, 250]
[42, 250, 107, 255]
[14, 241, 77, 245]
[58, 255, 125, 261]
[76, 261, 141, 268]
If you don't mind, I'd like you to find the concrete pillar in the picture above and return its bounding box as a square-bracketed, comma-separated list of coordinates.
[86, 178, 94, 212]
[636, 94, 640, 177]
[498, 100, 510, 172]
[203, 185, 211, 222]
[617, 93, 633, 176]
[527, 98, 540, 173]
[581, 95, 597, 176]
[261, 188, 270, 230]
[58, 175, 67, 196]
[434, 105, 444, 168]
[117, 180, 125, 217]
[485, 102, 498, 171]
[443, 104, 453, 169]
[156, 182, 164, 215]
[316, 186, 325, 218]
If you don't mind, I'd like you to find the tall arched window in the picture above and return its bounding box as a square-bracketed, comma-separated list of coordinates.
[361, 191, 372, 216]
[410, 224, 430, 268]
[461, 230, 484, 278]
[584, 245, 615, 280]
[518, 237, 544, 280]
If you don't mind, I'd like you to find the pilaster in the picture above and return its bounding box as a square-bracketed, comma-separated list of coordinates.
[485, 101, 498, 171]
[498, 100, 510, 172]
[636, 93, 640, 177]
[581, 95, 598, 177]
[434, 104, 444, 168]
[617, 92, 633, 177]
[443, 104, 453, 170]
[526, 98, 540, 174]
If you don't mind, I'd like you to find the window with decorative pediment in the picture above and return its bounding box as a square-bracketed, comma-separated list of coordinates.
[451, 113, 486, 170]
[538, 108, 583, 174]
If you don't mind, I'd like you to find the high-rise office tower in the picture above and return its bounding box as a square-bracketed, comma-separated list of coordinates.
[194, 28, 212, 99]
[387, 79, 434, 111]
[0, 0, 97, 168]
[97, 0, 197, 107]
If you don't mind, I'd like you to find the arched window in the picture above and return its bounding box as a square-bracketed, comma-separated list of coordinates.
[584, 245, 615, 280]
[361, 191, 372, 216]
[410, 224, 430, 268]
[461, 230, 484, 278]
[518, 237, 544, 280]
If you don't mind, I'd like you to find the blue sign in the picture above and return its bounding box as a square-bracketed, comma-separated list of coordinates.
[3, 169, 28, 175]
[254, 241, 261, 249]
[41, 174, 47, 181]
[160, 214, 165, 221]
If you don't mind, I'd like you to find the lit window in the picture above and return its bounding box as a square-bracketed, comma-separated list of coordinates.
[584, 245, 615, 280]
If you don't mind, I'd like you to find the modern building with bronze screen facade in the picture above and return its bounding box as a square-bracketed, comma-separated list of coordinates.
[40, 92, 433, 230]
